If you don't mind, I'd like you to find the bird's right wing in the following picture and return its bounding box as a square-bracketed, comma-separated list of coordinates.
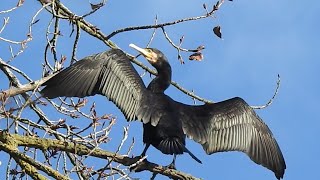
[41, 49, 146, 121]
[175, 97, 286, 179]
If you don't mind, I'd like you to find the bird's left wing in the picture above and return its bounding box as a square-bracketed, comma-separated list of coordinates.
[41, 49, 146, 121]
[174, 97, 286, 179]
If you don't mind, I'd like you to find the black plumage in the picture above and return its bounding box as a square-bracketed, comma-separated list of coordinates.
[41, 44, 286, 179]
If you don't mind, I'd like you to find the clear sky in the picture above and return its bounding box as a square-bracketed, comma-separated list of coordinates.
[1, 0, 319, 179]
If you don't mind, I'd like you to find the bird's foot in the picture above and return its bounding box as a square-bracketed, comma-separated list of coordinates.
[129, 155, 148, 172]
[164, 162, 176, 170]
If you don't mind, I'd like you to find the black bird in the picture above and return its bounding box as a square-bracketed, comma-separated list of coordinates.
[41, 44, 286, 179]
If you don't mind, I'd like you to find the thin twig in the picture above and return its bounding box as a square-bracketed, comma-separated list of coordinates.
[0, 6, 19, 14]
[161, 27, 191, 52]
[105, 1, 225, 40]
[44, 15, 60, 71]
[146, 15, 158, 48]
[0, 17, 10, 34]
[70, 21, 81, 64]
[252, 74, 281, 109]
[82, 0, 107, 18]
[0, 58, 33, 82]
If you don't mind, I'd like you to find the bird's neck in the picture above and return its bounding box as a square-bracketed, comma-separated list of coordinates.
[148, 63, 172, 93]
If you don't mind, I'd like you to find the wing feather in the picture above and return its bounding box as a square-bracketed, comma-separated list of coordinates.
[41, 49, 146, 121]
[175, 97, 286, 179]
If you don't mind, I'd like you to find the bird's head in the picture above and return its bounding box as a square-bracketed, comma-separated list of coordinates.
[129, 44, 167, 66]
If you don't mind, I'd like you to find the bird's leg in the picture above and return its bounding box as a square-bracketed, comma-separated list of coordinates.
[130, 144, 150, 172]
[140, 143, 150, 157]
[165, 154, 177, 170]
[133, 144, 149, 165]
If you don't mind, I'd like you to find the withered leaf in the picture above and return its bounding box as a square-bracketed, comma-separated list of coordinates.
[101, 114, 111, 120]
[213, 26, 222, 38]
[60, 55, 67, 64]
[92, 109, 97, 118]
[213, 1, 220, 10]
[179, 35, 184, 44]
[69, 125, 79, 130]
[178, 54, 184, 64]
[189, 52, 204, 61]
[32, 19, 40, 25]
[203, 3, 207, 10]
[197, 45, 205, 51]
[75, 98, 87, 108]
[90, 3, 104, 10]
[70, 113, 80, 118]
[17, 0, 25, 7]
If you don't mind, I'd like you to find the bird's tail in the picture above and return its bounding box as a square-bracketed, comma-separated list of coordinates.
[158, 138, 202, 164]
[183, 146, 202, 164]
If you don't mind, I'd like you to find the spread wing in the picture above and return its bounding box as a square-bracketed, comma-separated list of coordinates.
[41, 49, 146, 121]
[176, 97, 286, 179]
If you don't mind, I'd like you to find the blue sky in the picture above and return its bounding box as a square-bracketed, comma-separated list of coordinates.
[1, 0, 320, 179]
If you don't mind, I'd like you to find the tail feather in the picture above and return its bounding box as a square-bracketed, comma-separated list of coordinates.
[158, 138, 183, 155]
[158, 138, 202, 164]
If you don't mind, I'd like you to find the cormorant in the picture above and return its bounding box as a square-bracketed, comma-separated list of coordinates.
[41, 44, 286, 179]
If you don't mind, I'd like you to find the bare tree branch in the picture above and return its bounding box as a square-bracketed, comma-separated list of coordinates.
[0, 133, 69, 180]
[0, 131, 200, 180]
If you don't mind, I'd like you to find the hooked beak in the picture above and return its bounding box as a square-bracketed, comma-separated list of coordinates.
[129, 44, 156, 63]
